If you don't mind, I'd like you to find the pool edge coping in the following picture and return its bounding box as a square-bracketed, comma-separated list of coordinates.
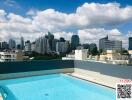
[66, 73, 116, 90]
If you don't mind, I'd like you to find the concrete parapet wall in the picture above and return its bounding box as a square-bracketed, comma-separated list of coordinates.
[74, 60, 132, 79]
[73, 60, 132, 88]
[0, 60, 74, 79]
[0, 68, 74, 80]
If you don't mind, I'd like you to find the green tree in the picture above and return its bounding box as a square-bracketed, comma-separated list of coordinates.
[120, 50, 129, 55]
[89, 43, 98, 56]
[99, 49, 103, 54]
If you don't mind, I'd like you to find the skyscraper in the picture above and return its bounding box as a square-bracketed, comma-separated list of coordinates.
[20, 37, 24, 50]
[60, 37, 65, 42]
[25, 40, 31, 52]
[0, 41, 8, 50]
[128, 37, 132, 50]
[71, 35, 80, 50]
[31, 42, 36, 52]
[52, 39, 59, 52]
[9, 39, 16, 49]
[99, 36, 122, 51]
[17, 44, 21, 50]
[35, 36, 51, 54]
[56, 41, 69, 54]
[45, 32, 54, 51]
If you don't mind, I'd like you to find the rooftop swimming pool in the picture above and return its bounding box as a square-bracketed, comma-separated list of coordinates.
[0, 74, 115, 100]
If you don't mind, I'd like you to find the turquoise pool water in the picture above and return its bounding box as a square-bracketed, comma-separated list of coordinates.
[0, 74, 115, 100]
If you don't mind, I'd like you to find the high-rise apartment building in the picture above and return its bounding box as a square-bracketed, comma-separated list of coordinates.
[9, 39, 16, 49]
[128, 37, 132, 50]
[52, 39, 58, 52]
[99, 36, 122, 51]
[25, 40, 31, 52]
[45, 32, 54, 51]
[0, 41, 8, 50]
[20, 37, 24, 50]
[31, 42, 35, 52]
[56, 41, 69, 54]
[35, 37, 51, 54]
[71, 35, 80, 50]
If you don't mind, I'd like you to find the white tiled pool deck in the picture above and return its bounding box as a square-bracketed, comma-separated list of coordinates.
[0, 96, 3, 100]
[69, 68, 122, 89]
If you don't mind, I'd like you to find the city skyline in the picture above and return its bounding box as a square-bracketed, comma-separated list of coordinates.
[0, 0, 132, 48]
[0, 31, 132, 50]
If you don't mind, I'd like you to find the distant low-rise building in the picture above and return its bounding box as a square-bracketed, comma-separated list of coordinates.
[128, 50, 132, 58]
[99, 54, 107, 61]
[62, 48, 88, 60]
[0, 52, 16, 62]
[106, 50, 128, 61]
[62, 51, 75, 60]
[0, 50, 24, 62]
[99, 50, 129, 64]
[62, 54, 75, 60]
[16, 50, 24, 61]
[75, 49, 88, 60]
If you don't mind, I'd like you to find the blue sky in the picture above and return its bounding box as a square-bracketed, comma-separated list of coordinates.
[1, 0, 132, 14]
[0, 0, 132, 32]
[0, 0, 132, 48]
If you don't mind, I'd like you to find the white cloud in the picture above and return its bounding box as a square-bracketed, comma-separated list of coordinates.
[78, 28, 128, 48]
[33, 3, 132, 30]
[76, 3, 132, 26]
[54, 31, 73, 41]
[4, 0, 21, 8]
[30, 3, 132, 31]
[0, 2, 132, 48]
[127, 31, 132, 37]
[0, 10, 7, 22]
[26, 9, 38, 16]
